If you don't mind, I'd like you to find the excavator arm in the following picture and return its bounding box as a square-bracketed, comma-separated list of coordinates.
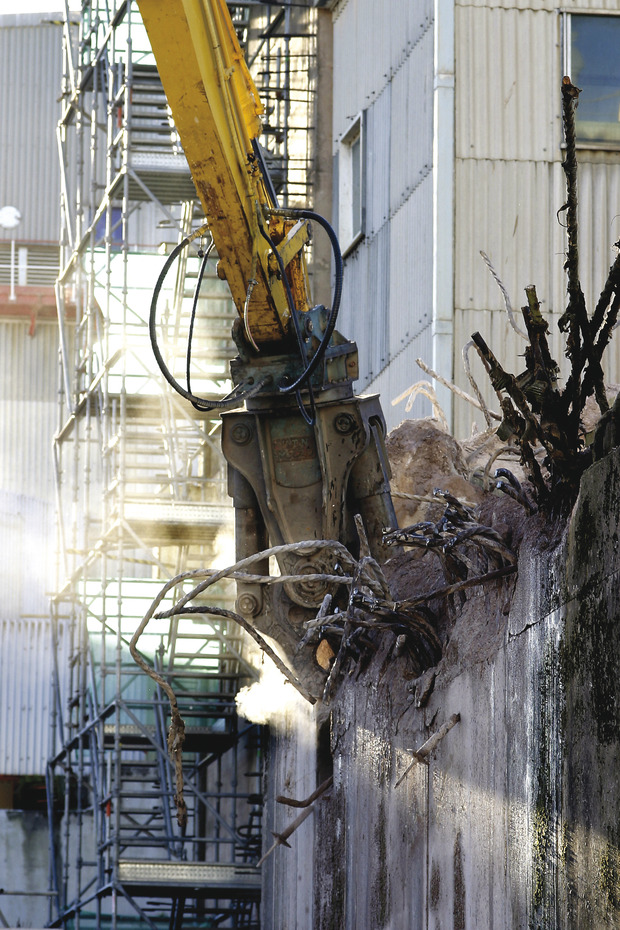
[137, 0, 311, 345]
[138, 0, 397, 693]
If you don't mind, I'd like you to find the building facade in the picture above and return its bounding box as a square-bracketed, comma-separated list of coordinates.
[0, 11, 66, 784]
[330, 0, 620, 436]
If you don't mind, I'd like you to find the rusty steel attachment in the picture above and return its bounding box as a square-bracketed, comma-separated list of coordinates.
[394, 713, 461, 787]
[493, 467, 537, 515]
[255, 775, 334, 867]
[222, 392, 398, 691]
[276, 775, 334, 809]
[383, 488, 516, 577]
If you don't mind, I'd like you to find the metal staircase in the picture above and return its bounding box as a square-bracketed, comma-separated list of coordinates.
[48, 597, 264, 928]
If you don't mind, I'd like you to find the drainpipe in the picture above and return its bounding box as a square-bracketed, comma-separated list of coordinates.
[432, 0, 455, 427]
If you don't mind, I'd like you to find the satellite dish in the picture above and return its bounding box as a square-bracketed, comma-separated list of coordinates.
[0, 206, 21, 230]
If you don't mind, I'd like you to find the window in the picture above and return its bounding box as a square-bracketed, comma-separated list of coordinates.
[94, 206, 123, 249]
[565, 13, 620, 145]
[338, 113, 365, 253]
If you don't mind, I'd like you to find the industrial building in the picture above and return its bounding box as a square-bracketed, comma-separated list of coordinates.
[1, 0, 620, 928]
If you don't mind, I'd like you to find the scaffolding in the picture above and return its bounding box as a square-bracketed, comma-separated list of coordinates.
[46, 2, 320, 927]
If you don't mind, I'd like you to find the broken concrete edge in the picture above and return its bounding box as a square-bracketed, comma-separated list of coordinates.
[296, 442, 620, 929]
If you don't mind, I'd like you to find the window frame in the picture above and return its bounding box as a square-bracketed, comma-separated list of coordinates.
[562, 9, 620, 150]
[337, 112, 366, 255]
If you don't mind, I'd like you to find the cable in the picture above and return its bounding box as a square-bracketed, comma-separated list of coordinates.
[149, 229, 271, 410]
[256, 216, 317, 424]
[187, 238, 215, 410]
[150, 209, 344, 417]
[266, 208, 344, 396]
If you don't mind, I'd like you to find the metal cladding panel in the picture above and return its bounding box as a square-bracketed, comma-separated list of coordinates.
[454, 154, 620, 428]
[457, 0, 619, 10]
[0, 320, 58, 501]
[0, 491, 54, 620]
[0, 617, 68, 775]
[388, 25, 434, 218]
[388, 172, 433, 360]
[340, 162, 433, 402]
[576, 157, 620, 393]
[332, 0, 434, 143]
[365, 86, 391, 239]
[456, 5, 559, 163]
[335, 0, 434, 405]
[574, 158, 620, 318]
[454, 156, 567, 436]
[339, 227, 389, 391]
[0, 14, 63, 244]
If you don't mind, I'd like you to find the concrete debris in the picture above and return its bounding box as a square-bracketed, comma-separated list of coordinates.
[410, 667, 436, 708]
[382, 416, 530, 696]
[386, 418, 483, 528]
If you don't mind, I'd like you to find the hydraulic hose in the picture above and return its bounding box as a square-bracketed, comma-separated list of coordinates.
[149, 227, 271, 411]
[266, 208, 344, 395]
[186, 238, 215, 407]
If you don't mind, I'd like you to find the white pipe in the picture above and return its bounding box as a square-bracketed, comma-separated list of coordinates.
[432, 0, 455, 427]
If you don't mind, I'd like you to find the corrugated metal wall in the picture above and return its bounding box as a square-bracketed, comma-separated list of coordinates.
[0, 320, 58, 500]
[453, 0, 620, 434]
[0, 14, 65, 777]
[0, 13, 64, 244]
[0, 617, 68, 775]
[0, 314, 60, 775]
[332, 0, 620, 436]
[332, 0, 435, 429]
[0, 491, 54, 620]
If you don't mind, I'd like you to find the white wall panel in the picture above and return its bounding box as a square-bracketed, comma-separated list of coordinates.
[458, 0, 620, 11]
[575, 158, 620, 315]
[456, 6, 560, 163]
[388, 172, 434, 360]
[0, 315, 59, 774]
[333, 0, 435, 415]
[0, 492, 54, 620]
[454, 158, 566, 317]
[368, 321, 434, 432]
[454, 157, 620, 434]
[389, 26, 434, 218]
[365, 86, 391, 238]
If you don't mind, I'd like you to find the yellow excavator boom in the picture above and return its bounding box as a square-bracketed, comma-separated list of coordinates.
[138, 0, 310, 347]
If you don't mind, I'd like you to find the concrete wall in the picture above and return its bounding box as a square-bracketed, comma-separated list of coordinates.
[263, 443, 620, 929]
[0, 811, 52, 928]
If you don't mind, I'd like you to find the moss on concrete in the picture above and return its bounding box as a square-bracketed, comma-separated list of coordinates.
[600, 841, 620, 912]
[530, 641, 560, 929]
[371, 797, 390, 927]
[558, 449, 620, 927]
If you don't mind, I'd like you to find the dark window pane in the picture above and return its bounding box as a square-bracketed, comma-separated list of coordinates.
[572, 15, 620, 143]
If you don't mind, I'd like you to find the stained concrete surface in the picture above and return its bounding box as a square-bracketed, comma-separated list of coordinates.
[0, 811, 51, 928]
[262, 434, 620, 929]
